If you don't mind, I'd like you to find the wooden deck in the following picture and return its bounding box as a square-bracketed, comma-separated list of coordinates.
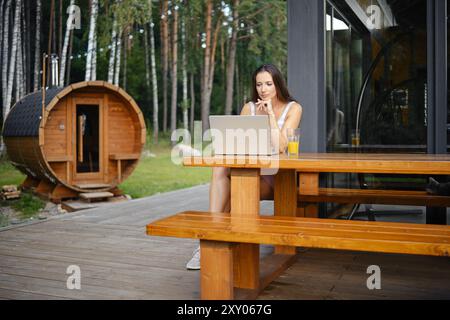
[0, 184, 449, 300]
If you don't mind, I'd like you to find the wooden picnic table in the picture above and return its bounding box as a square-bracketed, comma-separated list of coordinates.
[181, 153, 450, 299]
[184, 152, 450, 220]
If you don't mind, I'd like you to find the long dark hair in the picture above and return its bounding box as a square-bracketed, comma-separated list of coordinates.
[251, 64, 295, 103]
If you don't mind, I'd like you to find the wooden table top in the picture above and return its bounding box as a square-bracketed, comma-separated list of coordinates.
[183, 153, 450, 175]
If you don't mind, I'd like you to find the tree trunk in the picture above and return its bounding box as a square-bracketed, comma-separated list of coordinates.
[220, 38, 224, 79]
[144, 26, 151, 117]
[2, 0, 11, 107]
[181, 17, 188, 131]
[114, 29, 122, 86]
[190, 73, 195, 134]
[66, 29, 73, 85]
[149, 2, 159, 144]
[201, 1, 222, 132]
[52, 0, 57, 57]
[0, 0, 4, 123]
[16, 13, 23, 102]
[47, 0, 54, 86]
[235, 62, 240, 114]
[108, 16, 117, 83]
[207, 16, 221, 101]
[0, 0, 4, 104]
[122, 31, 127, 90]
[58, 0, 62, 59]
[225, 0, 239, 115]
[92, 33, 97, 81]
[33, 0, 41, 91]
[201, 0, 212, 133]
[4, 0, 21, 121]
[24, 0, 30, 94]
[85, 0, 98, 81]
[161, 0, 169, 132]
[60, 0, 76, 87]
[170, 4, 178, 133]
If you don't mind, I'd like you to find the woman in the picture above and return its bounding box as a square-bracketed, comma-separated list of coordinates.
[187, 64, 303, 270]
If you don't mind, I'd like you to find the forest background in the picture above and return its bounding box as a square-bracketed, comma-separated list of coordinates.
[0, 0, 288, 222]
[0, 0, 288, 144]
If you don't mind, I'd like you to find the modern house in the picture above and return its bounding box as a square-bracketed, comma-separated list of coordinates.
[287, 0, 448, 223]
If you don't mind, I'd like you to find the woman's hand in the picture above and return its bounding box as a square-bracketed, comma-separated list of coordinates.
[255, 99, 274, 115]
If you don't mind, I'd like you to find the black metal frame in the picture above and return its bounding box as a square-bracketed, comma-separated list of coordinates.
[426, 0, 448, 224]
[427, 0, 448, 155]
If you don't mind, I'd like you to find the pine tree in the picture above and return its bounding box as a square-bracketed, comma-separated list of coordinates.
[33, 0, 41, 91]
[161, 0, 169, 132]
[85, 0, 99, 81]
[170, 2, 179, 133]
[60, 0, 76, 87]
[148, 0, 159, 143]
[2, 0, 12, 107]
[225, 0, 239, 115]
[4, 0, 21, 121]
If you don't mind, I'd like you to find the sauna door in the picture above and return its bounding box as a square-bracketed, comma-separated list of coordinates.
[72, 98, 104, 182]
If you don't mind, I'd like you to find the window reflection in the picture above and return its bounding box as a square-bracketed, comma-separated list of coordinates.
[447, 0, 450, 153]
[326, 0, 428, 153]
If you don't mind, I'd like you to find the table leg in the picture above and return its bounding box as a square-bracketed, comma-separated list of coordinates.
[274, 169, 298, 255]
[230, 168, 260, 290]
[298, 172, 319, 218]
[200, 240, 234, 300]
[118, 159, 122, 183]
[426, 207, 447, 225]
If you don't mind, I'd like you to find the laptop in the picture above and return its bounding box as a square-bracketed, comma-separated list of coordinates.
[209, 115, 278, 156]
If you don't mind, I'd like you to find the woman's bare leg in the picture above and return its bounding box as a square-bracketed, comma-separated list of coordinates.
[187, 167, 230, 269]
[209, 167, 231, 213]
[187, 169, 273, 270]
[260, 178, 274, 201]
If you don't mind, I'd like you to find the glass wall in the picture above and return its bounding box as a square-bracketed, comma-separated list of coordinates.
[448, 0, 450, 153]
[326, 0, 428, 153]
[323, 0, 431, 218]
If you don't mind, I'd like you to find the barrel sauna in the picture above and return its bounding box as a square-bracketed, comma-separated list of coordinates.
[2, 81, 146, 202]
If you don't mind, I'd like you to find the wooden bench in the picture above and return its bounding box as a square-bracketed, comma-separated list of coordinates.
[109, 153, 140, 182]
[295, 182, 450, 221]
[147, 211, 450, 299]
[297, 188, 450, 207]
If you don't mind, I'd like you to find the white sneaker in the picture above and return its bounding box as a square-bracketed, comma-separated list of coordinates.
[186, 247, 200, 270]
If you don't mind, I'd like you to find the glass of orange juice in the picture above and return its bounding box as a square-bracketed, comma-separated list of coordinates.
[287, 128, 301, 157]
[351, 129, 360, 147]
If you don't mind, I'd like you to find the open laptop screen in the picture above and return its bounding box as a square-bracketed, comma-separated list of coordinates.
[209, 115, 277, 156]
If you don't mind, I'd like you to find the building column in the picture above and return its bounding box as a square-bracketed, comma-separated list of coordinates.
[288, 0, 326, 153]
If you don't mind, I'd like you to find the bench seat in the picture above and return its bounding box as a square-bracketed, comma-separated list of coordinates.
[297, 188, 450, 207]
[147, 211, 450, 257]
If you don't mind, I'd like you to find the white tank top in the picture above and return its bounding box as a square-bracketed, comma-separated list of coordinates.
[249, 101, 295, 128]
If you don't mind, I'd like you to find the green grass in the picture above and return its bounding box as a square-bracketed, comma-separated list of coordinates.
[0, 193, 46, 226]
[119, 134, 212, 198]
[119, 154, 211, 198]
[0, 160, 25, 187]
[10, 193, 46, 219]
[0, 158, 45, 223]
[0, 135, 211, 203]
[0, 135, 210, 227]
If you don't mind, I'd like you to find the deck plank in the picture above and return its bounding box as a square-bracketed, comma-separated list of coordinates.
[1, 184, 450, 299]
